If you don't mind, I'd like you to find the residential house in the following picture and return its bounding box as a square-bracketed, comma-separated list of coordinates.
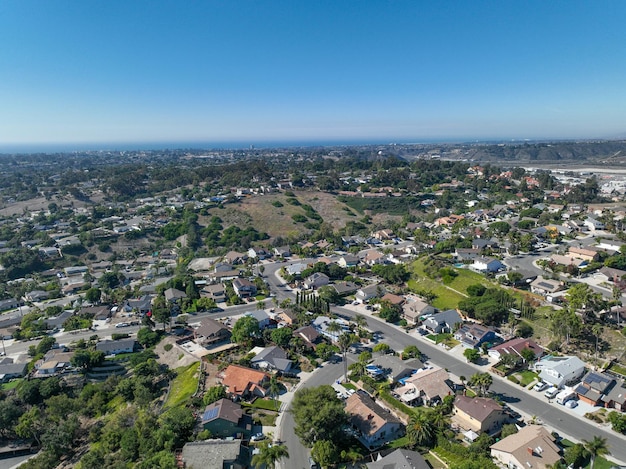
[179, 440, 249, 469]
[455, 248, 481, 262]
[303, 272, 330, 290]
[356, 284, 385, 303]
[367, 448, 430, 469]
[96, 339, 137, 356]
[454, 323, 497, 349]
[345, 391, 404, 450]
[25, 290, 49, 302]
[0, 298, 21, 312]
[164, 287, 186, 304]
[333, 281, 359, 296]
[221, 365, 269, 399]
[602, 380, 626, 411]
[45, 310, 73, 331]
[472, 238, 499, 251]
[596, 266, 626, 284]
[380, 293, 404, 306]
[275, 309, 297, 326]
[373, 229, 395, 241]
[453, 395, 506, 434]
[193, 318, 232, 349]
[422, 310, 462, 334]
[247, 247, 271, 260]
[80, 306, 110, 321]
[0, 359, 28, 382]
[243, 310, 272, 329]
[490, 425, 562, 469]
[35, 350, 73, 377]
[250, 346, 294, 374]
[549, 254, 587, 269]
[567, 246, 600, 262]
[223, 251, 248, 265]
[338, 254, 360, 268]
[583, 217, 605, 231]
[285, 262, 309, 277]
[123, 295, 154, 315]
[488, 338, 544, 362]
[363, 250, 386, 266]
[293, 325, 321, 349]
[529, 277, 563, 298]
[201, 399, 253, 438]
[533, 355, 586, 388]
[574, 371, 616, 406]
[402, 296, 436, 325]
[232, 278, 257, 298]
[273, 245, 291, 258]
[471, 256, 506, 273]
[312, 315, 349, 340]
[370, 355, 423, 384]
[395, 366, 454, 406]
[202, 284, 226, 303]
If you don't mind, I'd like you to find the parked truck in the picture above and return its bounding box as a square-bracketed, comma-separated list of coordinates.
[555, 389, 576, 405]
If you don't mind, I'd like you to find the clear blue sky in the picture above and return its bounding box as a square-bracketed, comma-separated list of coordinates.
[1, 0, 626, 149]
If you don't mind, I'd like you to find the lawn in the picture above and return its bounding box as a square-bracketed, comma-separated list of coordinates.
[423, 451, 448, 469]
[163, 362, 200, 409]
[343, 382, 357, 391]
[242, 398, 281, 411]
[516, 370, 539, 387]
[427, 333, 453, 344]
[0, 379, 22, 391]
[560, 439, 615, 469]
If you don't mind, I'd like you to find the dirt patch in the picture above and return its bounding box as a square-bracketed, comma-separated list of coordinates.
[154, 336, 200, 370]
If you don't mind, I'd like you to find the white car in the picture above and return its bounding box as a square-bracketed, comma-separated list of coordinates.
[565, 399, 578, 408]
[533, 382, 549, 392]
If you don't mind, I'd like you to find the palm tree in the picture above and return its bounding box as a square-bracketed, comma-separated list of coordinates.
[327, 320, 342, 341]
[349, 360, 367, 381]
[337, 332, 355, 383]
[592, 323, 603, 359]
[251, 440, 289, 469]
[583, 435, 609, 469]
[468, 372, 493, 396]
[269, 376, 281, 412]
[353, 314, 368, 335]
[406, 411, 435, 448]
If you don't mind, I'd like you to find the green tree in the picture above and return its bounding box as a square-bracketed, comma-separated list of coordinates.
[231, 315, 260, 347]
[463, 348, 480, 363]
[337, 332, 355, 383]
[269, 375, 282, 411]
[583, 435, 610, 469]
[137, 327, 161, 348]
[203, 385, 227, 405]
[85, 287, 102, 304]
[271, 327, 293, 348]
[252, 440, 289, 469]
[406, 411, 435, 448]
[402, 345, 421, 360]
[291, 385, 348, 446]
[311, 439, 338, 468]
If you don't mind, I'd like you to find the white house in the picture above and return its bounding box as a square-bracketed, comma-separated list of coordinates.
[471, 257, 505, 273]
[356, 284, 385, 303]
[303, 272, 329, 290]
[583, 217, 605, 231]
[533, 355, 586, 388]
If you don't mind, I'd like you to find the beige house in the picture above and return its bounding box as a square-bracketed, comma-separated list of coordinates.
[395, 366, 453, 406]
[453, 395, 506, 434]
[345, 391, 404, 450]
[490, 425, 561, 469]
[402, 296, 435, 325]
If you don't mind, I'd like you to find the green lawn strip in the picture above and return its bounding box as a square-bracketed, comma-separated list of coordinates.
[343, 382, 357, 391]
[517, 370, 538, 387]
[423, 451, 448, 469]
[447, 269, 490, 293]
[0, 379, 22, 391]
[432, 445, 465, 466]
[378, 389, 415, 419]
[242, 398, 281, 411]
[388, 435, 411, 449]
[163, 361, 200, 409]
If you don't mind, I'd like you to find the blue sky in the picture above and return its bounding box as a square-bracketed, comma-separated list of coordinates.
[1, 1, 626, 149]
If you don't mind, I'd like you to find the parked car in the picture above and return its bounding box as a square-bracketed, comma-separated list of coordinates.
[565, 399, 578, 409]
[533, 381, 549, 392]
[251, 433, 266, 442]
[544, 387, 559, 399]
[115, 322, 130, 328]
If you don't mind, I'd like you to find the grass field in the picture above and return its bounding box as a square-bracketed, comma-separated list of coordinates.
[163, 362, 200, 409]
[0, 379, 21, 391]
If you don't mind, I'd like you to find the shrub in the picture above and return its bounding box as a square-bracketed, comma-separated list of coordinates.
[271, 201, 283, 207]
[111, 333, 130, 340]
[164, 343, 173, 352]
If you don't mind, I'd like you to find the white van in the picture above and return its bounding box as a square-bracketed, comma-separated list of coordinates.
[544, 387, 559, 399]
